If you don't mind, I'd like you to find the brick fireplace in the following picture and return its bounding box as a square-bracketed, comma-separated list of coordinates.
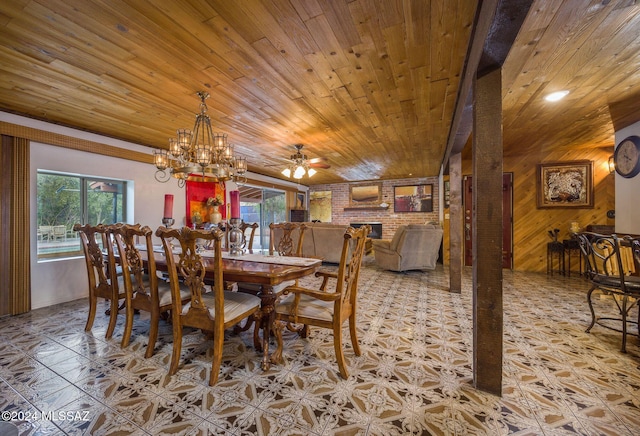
[350, 222, 382, 239]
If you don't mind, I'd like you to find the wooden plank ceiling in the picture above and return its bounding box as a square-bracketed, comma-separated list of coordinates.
[0, 0, 639, 185]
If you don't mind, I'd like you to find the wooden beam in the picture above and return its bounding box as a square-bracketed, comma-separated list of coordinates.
[442, 0, 534, 171]
[448, 152, 462, 293]
[441, 0, 499, 170]
[472, 68, 503, 396]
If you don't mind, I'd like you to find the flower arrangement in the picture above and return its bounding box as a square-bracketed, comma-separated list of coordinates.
[206, 196, 223, 207]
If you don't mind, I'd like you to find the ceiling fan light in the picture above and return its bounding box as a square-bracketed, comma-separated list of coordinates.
[307, 168, 317, 177]
[282, 168, 292, 178]
[293, 165, 306, 179]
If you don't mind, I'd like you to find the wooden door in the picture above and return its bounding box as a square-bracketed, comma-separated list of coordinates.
[463, 173, 513, 269]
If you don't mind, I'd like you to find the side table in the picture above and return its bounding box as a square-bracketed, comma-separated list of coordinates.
[563, 238, 582, 277]
[547, 241, 565, 276]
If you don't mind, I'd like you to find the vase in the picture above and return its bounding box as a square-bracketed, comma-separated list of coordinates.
[210, 205, 222, 224]
[569, 221, 581, 235]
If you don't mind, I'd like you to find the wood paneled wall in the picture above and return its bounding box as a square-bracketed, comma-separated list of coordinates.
[454, 146, 614, 273]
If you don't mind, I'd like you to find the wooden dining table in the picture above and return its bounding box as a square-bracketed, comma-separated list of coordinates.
[143, 249, 322, 370]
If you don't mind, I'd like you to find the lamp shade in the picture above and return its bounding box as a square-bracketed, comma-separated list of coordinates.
[293, 165, 306, 179]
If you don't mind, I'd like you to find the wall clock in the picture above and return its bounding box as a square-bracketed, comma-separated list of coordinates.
[614, 135, 640, 178]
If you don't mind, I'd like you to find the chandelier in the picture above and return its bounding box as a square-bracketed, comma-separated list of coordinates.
[281, 144, 317, 179]
[153, 91, 247, 187]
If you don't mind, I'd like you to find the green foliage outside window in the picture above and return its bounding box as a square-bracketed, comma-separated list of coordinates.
[37, 172, 126, 259]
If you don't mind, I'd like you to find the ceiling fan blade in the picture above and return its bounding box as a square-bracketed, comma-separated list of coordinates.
[309, 162, 331, 169]
[308, 157, 328, 164]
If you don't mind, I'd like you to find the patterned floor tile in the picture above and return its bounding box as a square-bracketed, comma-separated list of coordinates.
[1, 263, 639, 435]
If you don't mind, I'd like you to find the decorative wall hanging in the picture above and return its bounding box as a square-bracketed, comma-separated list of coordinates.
[185, 179, 226, 227]
[310, 191, 332, 222]
[349, 183, 382, 207]
[537, 160, 593, 208]
[393, 184, 433, 212]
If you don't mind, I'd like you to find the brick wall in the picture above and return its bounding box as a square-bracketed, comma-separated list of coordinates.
[309, 177, 440, 240]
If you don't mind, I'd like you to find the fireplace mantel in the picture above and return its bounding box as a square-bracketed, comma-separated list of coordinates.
[343, 206, 389, 211]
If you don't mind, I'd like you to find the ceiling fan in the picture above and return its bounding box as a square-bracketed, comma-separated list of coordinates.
[280, 144, 330, 179]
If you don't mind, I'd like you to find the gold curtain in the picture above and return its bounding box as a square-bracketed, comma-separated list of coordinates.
[0, 135, 30, 315]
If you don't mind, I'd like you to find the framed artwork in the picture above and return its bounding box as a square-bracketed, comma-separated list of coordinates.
[537, 160, 593, 208]
[310, 191, 332, 222]
[295, 192, 306, 210]
[185, 179, 226, 227]
[394, 184, 433, 212]
[349, 183, 382, 206]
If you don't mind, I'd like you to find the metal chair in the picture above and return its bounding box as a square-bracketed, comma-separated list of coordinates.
[576, 232, 640, 352]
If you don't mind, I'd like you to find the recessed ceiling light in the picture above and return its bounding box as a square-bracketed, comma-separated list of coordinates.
[545, 90, 569, 102]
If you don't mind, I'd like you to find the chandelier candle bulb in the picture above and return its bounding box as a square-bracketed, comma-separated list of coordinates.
[163, 194, 174, 219]
[230, 190, 240, 218]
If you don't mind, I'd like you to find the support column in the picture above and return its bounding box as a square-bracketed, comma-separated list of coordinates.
[472, 68, 503, 395]
[448, 152, 463, 293]
[1, 135, 31, 315]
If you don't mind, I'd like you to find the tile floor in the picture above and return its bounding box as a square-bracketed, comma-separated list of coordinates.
[1, 260, 639, 435]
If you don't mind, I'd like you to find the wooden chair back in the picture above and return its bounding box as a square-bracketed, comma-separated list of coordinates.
[269, 222, 307, 256]
[335, 225, 370, 312]
[272, 225, 370, 378]
[218, 221, 259, 251]
[113, 223, 171, 357]
[155, 225, 261, 385]
[240, 221, 259, 251]
[73, 223, 123, 339]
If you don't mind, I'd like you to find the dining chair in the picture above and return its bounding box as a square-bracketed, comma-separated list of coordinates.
[73, 223, 125, 339]
[235, 222, 308, 336]
[112, 223, 190, 358]
[576, 232, 640, 352]
[156, 225, 262, 386]
[217, 221, 258, 252]
[269, 222, 307, 256]
[240, 221, 259, 251]
[271, 225, 370, 379]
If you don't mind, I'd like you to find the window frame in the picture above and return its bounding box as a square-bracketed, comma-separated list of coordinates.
[36, 171, 127, 260]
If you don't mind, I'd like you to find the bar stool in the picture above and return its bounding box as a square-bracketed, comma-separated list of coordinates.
[547, 241, 565, 275]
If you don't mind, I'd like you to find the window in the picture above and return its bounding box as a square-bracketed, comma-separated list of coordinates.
[37, 172, 126, 259]
[236, 186, 286, 252]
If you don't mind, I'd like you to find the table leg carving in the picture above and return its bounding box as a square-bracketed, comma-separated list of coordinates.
[257, 284, 277, 371]
[271, 320, 285, 365]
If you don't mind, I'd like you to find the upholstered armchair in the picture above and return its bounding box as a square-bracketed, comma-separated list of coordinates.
[372, 224, 443, 272]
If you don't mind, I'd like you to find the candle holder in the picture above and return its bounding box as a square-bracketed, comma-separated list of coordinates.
[228, 217, 244, 256]
[162, 217, 175, 228]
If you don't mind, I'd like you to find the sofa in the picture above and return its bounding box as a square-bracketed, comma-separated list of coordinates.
[300, 222, 353, 263]
[372, 224, 443, 272]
